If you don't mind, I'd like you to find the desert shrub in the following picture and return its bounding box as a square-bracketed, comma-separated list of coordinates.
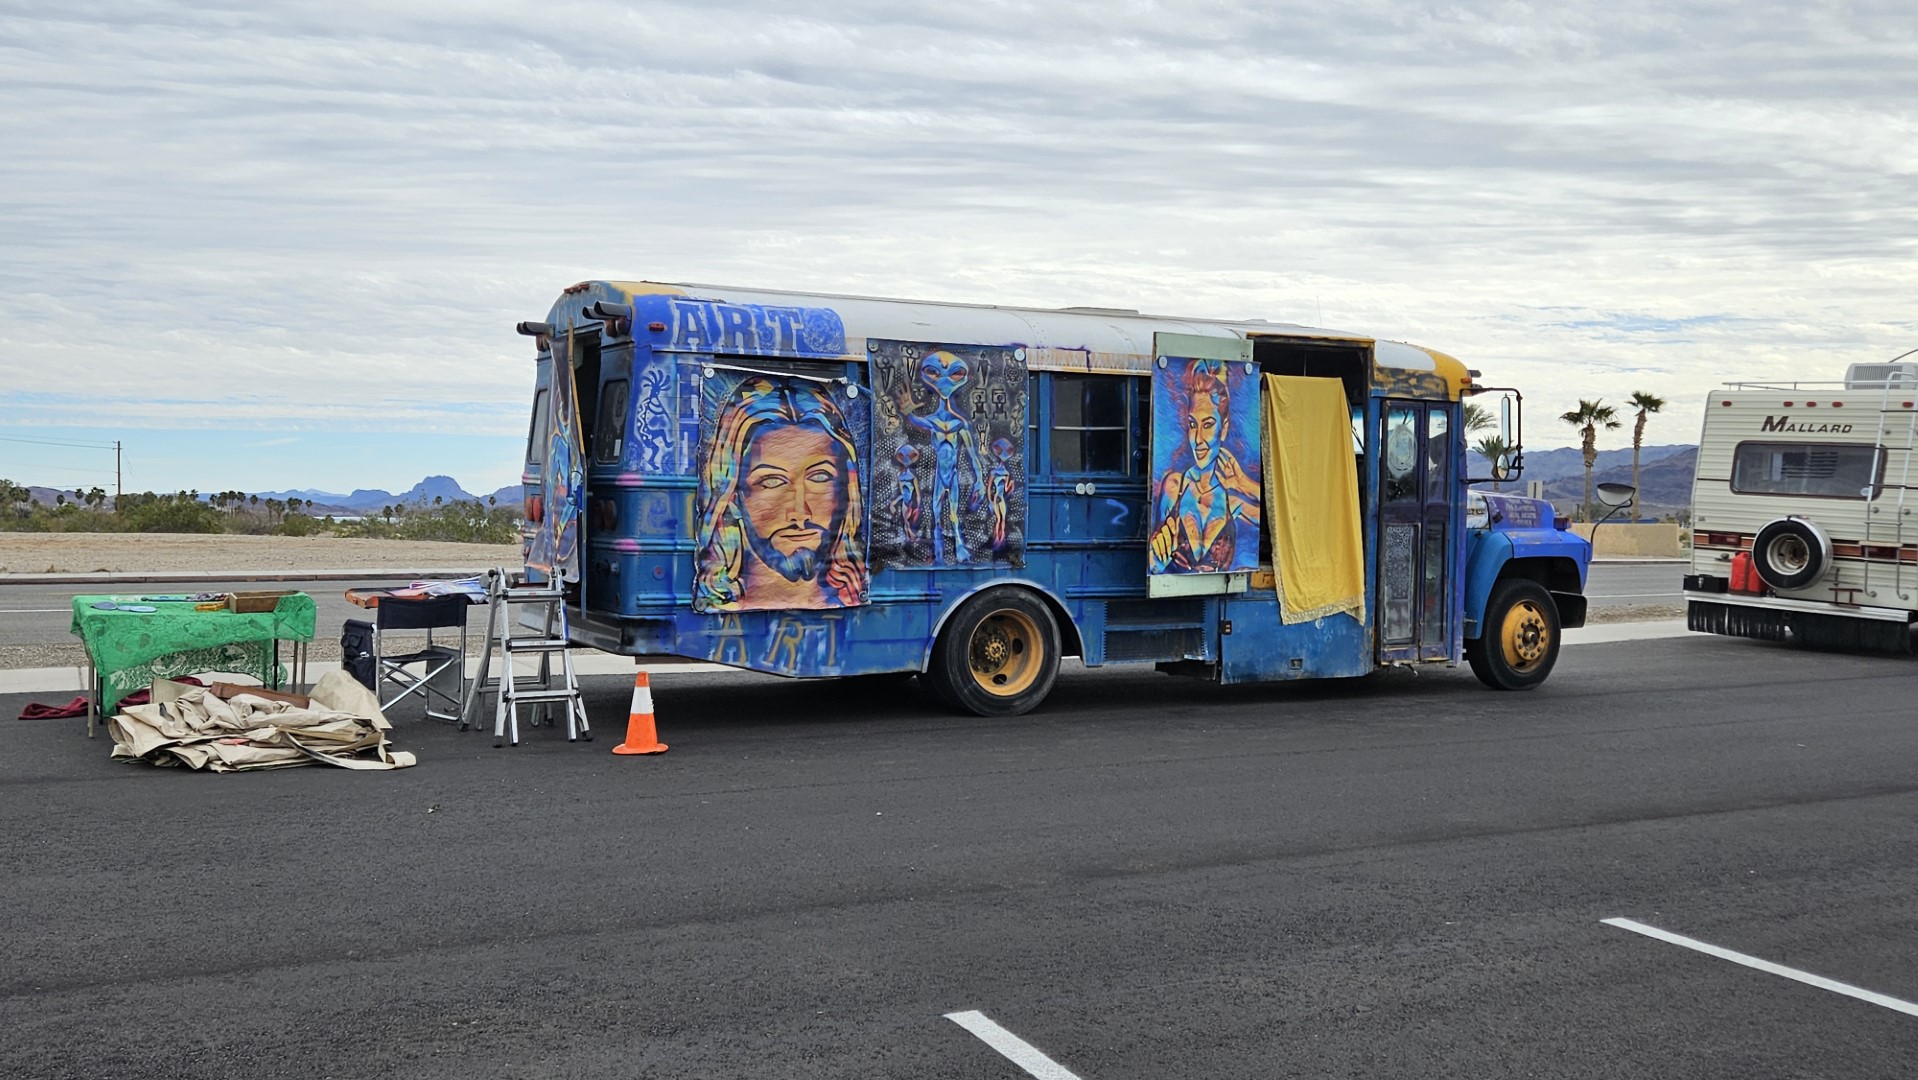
[337, 500, 521, 544]
[275, 513, 325, 537]
[114, 492, 225, 534]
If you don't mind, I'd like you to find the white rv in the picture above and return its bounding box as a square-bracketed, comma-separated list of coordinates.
[1686, 358, 1918, 653]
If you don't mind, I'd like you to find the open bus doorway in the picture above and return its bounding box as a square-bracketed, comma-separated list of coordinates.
[1249, 337, 1370, 567]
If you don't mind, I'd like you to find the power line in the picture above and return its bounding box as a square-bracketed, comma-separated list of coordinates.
[0, 434, 118, 450]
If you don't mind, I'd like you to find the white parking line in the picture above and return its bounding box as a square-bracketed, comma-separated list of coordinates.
[945, 1010, 1084, 1079]
[1587, 592, 1683, 599]
[0, 608, 72, 613]
[1603, 918, 1918, 1018]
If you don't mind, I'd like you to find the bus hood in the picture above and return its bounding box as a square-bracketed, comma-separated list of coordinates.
[1466, 489, 1563, 533]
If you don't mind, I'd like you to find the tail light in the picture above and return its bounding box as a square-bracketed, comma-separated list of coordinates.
[591, 498, 618, 531]
[525, 494, 544, 523]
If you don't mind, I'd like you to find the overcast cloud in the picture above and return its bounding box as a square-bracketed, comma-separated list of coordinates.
[2, 1, 1914, 489]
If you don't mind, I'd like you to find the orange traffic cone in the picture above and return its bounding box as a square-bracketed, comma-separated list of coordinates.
[612, 670, 668, 755]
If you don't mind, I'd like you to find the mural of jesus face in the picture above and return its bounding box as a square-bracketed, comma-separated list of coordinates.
[742, 422, 847, 584]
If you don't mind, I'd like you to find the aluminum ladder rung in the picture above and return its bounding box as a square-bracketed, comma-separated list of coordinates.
[503, 638, 572, 652]
[502, 688, 579, 703]
[455, 567, 592, 748]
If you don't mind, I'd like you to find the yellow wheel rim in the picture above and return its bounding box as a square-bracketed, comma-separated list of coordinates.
[1501, 600, 1550, 672]
[968, 608, 1043, 697]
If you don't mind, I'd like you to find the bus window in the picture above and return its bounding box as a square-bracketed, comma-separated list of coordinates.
[1382, 405, 1419, 503]
[594, 379, 629, 464]
[1052, 374, 1131, 474]
[527, 388, 550, 466]
[1425, 408, 1449, 493]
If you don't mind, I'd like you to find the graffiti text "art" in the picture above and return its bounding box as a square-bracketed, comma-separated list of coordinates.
[668, 300, 846, 357]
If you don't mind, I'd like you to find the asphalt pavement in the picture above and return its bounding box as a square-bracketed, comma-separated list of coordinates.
[1580, 559, 1686, 610]
[0, 562, 1684, 652]
[4, 632, 1915, 1079]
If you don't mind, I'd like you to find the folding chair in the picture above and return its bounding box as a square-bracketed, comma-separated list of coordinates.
[346, 594, 469, 722]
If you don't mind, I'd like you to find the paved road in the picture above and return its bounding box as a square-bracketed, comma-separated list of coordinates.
[1583, 560, 1686, 611]
[0, 563, 1684, 651]
[4, 635, 1915, 1078]
[0, 577, 493, 650]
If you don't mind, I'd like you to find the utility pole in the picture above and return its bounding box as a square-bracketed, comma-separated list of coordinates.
[115, 440, 122, 498]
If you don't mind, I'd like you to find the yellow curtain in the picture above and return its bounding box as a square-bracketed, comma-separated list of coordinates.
[1262, 375, 1365, 625]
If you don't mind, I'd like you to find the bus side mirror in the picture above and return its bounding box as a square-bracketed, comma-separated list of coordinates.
[1595, 482, 1636, 509]
[1491, 451, 1515, 482]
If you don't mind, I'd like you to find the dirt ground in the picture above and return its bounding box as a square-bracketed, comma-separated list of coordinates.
[0, 533, 522, 574]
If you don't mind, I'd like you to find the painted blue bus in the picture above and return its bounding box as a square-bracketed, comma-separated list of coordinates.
[514, 280, 1591, 715]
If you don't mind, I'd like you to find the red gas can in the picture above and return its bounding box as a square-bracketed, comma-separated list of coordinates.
[1730, 550, 1755, 594]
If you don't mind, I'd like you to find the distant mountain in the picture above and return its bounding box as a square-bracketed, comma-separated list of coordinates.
[393, 475, 475, 506]
[1536, 447, 1699, 518]
[23, 485, 83, 507]
[1485, 443, 1694, 485]
[250, 476, 498, 512]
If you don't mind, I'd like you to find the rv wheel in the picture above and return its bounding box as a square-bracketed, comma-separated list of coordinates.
[1466, 578, 1561, 691]
[1751, 517, 1831, 591]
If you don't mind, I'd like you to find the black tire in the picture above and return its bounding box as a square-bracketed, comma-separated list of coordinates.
[925, 586, 1062, 716]
[1751, 517, 1830, 591]
[1466, 578, 1561, 691]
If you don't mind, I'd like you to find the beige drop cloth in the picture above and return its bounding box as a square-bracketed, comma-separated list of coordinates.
[109, 671, 417, 771]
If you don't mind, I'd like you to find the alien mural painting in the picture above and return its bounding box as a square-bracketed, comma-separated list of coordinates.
[691, 372, 871, 613]
[870, 340, 1027, 569]
[1148, 356, 1263, 576]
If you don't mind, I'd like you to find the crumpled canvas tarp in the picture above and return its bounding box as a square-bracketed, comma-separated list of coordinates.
[109, 671, 416, 772]
[1261, 374, 1366, 625]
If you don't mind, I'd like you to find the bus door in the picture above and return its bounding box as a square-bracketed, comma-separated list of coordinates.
[1377, 401, 1453, 662]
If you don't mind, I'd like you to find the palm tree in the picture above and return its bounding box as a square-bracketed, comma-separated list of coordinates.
[1463, 401, 1496, 435]
[1473, 435, 1511, 490]
[1627, 390, 1666, 520]
[1560, 399, 1621, 521]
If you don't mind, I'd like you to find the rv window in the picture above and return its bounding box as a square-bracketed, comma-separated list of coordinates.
[1052, 374, 1131, 474]
[526, 389, 551, 466]
[595, 379, 629, 464]
[1731, 442, 1883, 499]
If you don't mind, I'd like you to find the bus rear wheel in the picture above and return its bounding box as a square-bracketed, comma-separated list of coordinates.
[1466, 578, 1561, 691]
[927, 587, 1061, 716]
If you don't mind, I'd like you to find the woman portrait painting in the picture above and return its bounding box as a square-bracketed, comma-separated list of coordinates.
[1148, 358, 1261, 574]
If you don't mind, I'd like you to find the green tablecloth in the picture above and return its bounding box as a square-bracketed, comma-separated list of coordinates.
[70, 593, 317, 711]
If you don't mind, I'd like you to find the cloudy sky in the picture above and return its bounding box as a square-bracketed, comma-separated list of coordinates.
[2, 1, 1913, 495]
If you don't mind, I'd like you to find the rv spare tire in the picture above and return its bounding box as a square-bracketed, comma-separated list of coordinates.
[1751, 517, 1831, 592]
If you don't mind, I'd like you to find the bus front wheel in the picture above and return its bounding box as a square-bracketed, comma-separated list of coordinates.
[927, 587, 1062, 716]
[1466, 578, 1561, 691]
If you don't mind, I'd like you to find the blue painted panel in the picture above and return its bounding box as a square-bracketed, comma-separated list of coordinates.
[1220, 595, 1370, 681]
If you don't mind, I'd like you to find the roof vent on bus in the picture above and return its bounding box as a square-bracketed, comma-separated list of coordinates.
[1845, 362, 1918, 389]
[1057, 306, 1141, 316]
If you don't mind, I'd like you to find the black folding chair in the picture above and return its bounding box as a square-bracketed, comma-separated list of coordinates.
[344, 594, 469, 722]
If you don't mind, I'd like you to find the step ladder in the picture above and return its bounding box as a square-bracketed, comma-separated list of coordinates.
[459, 568, 591, 747]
